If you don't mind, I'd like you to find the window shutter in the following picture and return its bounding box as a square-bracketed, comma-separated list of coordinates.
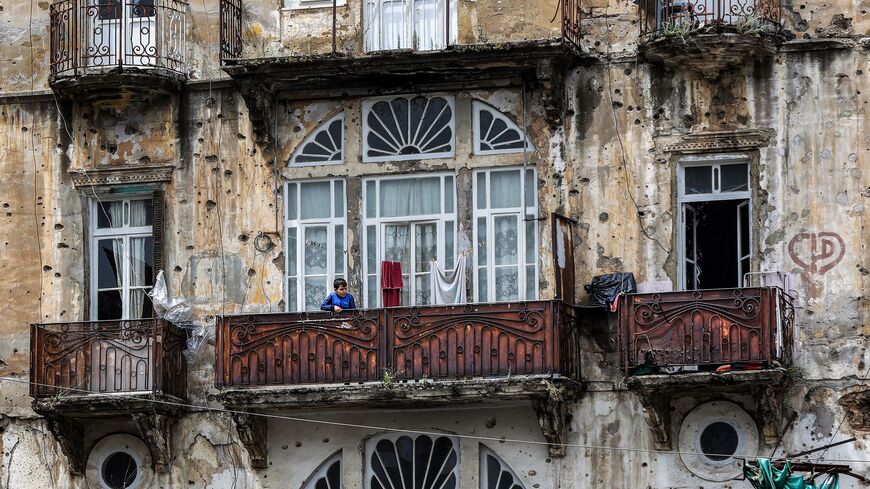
[152, 189, 165, 286]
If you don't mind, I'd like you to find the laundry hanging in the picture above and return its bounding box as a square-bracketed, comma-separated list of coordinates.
[429, 254, 467, 305]
[381, 260, 403, 307]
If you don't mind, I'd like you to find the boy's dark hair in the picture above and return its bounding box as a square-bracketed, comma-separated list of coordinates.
[333, 278, 348, 289]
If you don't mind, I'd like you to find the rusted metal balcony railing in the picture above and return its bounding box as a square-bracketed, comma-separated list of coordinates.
[49, 0, 187, 82]
[639, 0, 781, 38]
[218, 0, 580, 64]
[215, 301, 579, 388]
[618, 287, 795, 373]
[30, 319, 188, 399]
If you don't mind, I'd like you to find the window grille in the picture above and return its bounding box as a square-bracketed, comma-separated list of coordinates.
[480, 445, 526, 489]
[289, 113, 344, 166]
[472, 101, 533, 156]
[362, 95, 455, 162]
[365, 434, 459, 489]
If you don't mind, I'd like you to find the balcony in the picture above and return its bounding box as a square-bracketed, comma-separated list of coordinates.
[218, 0, 582, 91]
[49, 0, 188, 97]
[30, 319, 187, 472]
[617, 287, 795, 448]
[214, 300, 580, 463]
[638, 0, 782, 77]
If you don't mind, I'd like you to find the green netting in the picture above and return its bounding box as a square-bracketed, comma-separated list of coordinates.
[745, 459, 839, 489]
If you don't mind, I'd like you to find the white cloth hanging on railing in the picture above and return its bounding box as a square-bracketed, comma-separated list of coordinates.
[429, 254, 467, 305]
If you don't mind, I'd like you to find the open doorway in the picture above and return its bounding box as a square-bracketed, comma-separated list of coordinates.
[679, 159, 751, 290]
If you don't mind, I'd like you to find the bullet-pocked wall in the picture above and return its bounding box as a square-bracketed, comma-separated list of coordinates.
[0, 0, 868, 486]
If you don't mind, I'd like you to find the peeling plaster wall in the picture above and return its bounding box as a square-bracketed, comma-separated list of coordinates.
[0, 0, 868, 488]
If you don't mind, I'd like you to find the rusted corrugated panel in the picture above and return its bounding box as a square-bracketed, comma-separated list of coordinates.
[619, 287, 790, 372]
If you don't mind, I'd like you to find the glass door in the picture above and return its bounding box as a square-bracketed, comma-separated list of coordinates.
[381, 221, 439, 305]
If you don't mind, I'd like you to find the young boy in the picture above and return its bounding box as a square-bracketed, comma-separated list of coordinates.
[320, 278, 357, 312]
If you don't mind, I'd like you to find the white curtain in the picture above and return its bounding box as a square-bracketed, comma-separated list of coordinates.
[489, 170, 521, 209]
[379, 178, 441, 217]
[429, 253, 466, 304]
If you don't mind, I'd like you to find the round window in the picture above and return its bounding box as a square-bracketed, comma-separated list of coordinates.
[101, 451, 139, 489]
[699, 421, 739, 461]
[678, 401, 759, 482]
[86, 434, 152, 489]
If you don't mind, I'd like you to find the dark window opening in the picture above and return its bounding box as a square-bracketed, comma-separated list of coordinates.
[699, 421, 739, 461]
[683, 199, 750, 290]
[101, 451, 138, 489]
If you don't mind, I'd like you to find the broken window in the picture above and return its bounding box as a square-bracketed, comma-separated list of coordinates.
[289, 112, 344, 166]
[90, 197, 156, 320]
[363, 95, 455, 162]
[473, 168, 538, 302]
[365, 0, 450, 51]
[678, 159, 751, 290]
[285, 179, 347, 312]
[362, 174, 456, 307]
[472, 101, 533, 156]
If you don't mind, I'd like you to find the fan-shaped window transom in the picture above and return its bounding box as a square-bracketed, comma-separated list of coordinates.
[363, 95, 455, 162]
[302, 452, 342, 489]
[480, 445, 526, 489]
[365, 434, 459, 489]
[473, 101, 533, 156]
[290, 113, 344, 166]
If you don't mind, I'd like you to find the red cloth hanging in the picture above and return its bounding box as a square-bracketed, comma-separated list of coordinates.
[381, 261, 404, 307]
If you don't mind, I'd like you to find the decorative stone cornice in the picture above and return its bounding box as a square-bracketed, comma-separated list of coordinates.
[69, 164, 175, 187]
[665, 129, 772, 154]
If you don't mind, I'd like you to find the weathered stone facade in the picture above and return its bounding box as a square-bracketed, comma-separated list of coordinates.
[0, 0, 867, 487]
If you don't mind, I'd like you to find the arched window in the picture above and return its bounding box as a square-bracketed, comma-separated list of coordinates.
[302, 451, 342, 489]
[365, 434, 459, 489]
[479, 445, 527, 489]
[289, 113, 344, 166]
[472, 101, 533, 156]
[363, 95, 455, 162]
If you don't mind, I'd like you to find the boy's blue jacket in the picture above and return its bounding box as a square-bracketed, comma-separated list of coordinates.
[320, 292, 357, 311]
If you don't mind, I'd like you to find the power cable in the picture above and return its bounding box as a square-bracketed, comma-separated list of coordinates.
[3, 376, 869, 466]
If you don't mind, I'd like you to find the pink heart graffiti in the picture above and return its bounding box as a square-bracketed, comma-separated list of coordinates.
[787, 232, 846, 275]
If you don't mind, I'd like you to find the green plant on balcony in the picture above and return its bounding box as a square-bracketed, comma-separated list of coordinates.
[382, 368, 395, 388]
[660, 19, 696, 44]
[732, 13, 772, 36]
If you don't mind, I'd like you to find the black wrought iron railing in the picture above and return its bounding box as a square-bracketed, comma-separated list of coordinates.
[639, 0, 781, 38]
[49, 0, 188, 81]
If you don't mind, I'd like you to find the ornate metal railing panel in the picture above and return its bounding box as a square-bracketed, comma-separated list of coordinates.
[216, 301, 579, 388]
[30, 319, 187, 398]
[639, 0, 782, 38]
[219, 0, 242, 62]
[216, 310, 384, 387]
[49, 0, 188, 81]
[562, 0, 582, 49]
[618, 287, 794, 372]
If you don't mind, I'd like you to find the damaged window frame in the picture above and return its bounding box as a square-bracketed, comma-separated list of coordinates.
[361, 173, 457, 308]
[89, 195, 156, 321]
[676, 155, 752, 291]
[284, 178, 347, 312]
[472, 167, 539, 303]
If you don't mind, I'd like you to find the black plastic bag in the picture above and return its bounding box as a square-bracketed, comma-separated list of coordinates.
[584, 272, 637, 307]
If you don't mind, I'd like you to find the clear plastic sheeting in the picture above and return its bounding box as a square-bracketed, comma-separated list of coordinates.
[183, 317, 214, 364]
[148, 270, 192, 324]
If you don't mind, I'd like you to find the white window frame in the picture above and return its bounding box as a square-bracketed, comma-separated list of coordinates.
[362, 173, 457, 307]
[289, 112, 345, 167]
[363, 0, 458, 52]
[364, 433, 460, 489]
[283, 0, 347, 10]
[301, 451, 342, 489]
[285, 179, 347, 312]
[676, 155, 752, 291]
[89, 196, 153, 321]
[472, 167, 538, 303]
[479, 445, 527, 489]
[472, 100, 534, 156]
[362, 94, 456, 163]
